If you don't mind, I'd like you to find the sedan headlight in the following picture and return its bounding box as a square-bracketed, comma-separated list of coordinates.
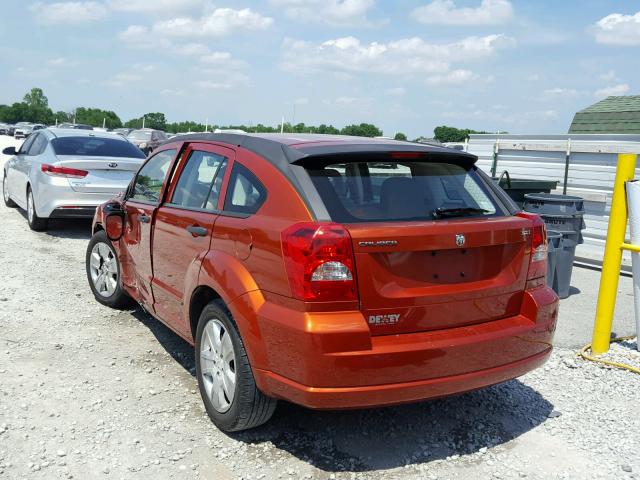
[139, 142, 147, 148]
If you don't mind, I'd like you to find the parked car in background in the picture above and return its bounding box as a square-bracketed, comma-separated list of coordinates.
[0, 123, 9, 135]
[86, 133, 559, 432]
[2, 128, 146, 231]
[14, 124, 34, 139]
[112, 128, 134, 137]
[127, 128, 167, 155]
[57, 123, 94, 130]
[8, 122, 29, 137]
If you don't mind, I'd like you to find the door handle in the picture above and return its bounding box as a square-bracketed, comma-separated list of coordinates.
[187, 225, 208, 237]
[139, 214, 150, 223]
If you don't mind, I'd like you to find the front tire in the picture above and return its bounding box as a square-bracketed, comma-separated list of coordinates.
[26, 186, 47, 231]
[3, 173, 17, 208]
[195, 300, 277, 432]
[86, 230, 132, 309]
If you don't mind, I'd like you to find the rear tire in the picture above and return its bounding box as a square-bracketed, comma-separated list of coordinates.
[86, 230, 132, 309]
[3, 173, 17, 208]
[26, 186, 47, 231]
[195, 300, 277, 432]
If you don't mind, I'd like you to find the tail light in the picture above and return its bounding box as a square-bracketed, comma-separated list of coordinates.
[517, 212, 547, 284]
[281, 222, 357, 302]
[41, 164, 88, 178]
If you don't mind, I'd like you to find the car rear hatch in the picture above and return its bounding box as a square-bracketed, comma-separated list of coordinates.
[300, 150, 533, 335]
[347, 216, 531, 335]
[55, 156, 141, 194]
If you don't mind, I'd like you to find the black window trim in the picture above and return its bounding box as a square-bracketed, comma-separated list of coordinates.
[168, 150, 227, 212]
[127, 147, 177, 205]
[223, 161, 268, 216]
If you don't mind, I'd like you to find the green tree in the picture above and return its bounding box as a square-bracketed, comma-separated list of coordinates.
[143, 112, 166, 130]
[53, 111, 70, 124]
[433, 125, 488, 143]
[23, 88, 48, 110]
[340, 123, 383, 137]
[394, 132, 407, 141]
[125, 112, 167, 130]
[74, 107, 122, 129]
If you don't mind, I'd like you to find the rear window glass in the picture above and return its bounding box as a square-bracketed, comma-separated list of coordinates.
[307, 161, 500, 223]
[51, 137, 146, 158]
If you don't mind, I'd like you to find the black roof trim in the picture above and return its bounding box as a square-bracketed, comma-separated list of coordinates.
[159, 133, 477, 164]
[294, 142, 477, 163]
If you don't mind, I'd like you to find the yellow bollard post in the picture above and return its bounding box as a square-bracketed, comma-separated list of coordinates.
[591, 153, 638, 354]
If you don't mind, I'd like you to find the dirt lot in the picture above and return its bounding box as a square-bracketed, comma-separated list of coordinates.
[0, 135, 639, 480]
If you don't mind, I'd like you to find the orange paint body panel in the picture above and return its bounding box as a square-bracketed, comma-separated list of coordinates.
[93, 134, 559, 412]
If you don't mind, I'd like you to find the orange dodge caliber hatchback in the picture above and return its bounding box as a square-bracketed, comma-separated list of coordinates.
[86, 133, 558, 432]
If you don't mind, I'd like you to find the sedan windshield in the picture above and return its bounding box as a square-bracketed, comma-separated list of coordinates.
[128, 131, 152, 141]
[51, 137, 146, 158]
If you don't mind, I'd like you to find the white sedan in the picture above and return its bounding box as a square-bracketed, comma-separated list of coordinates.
[2, 128, 147, 231]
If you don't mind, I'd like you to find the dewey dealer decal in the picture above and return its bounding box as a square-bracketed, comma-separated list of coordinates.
[368, 313, 401, 325]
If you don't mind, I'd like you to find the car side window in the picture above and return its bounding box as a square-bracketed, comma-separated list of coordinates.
[18, 134, 37, 155]
[171, 150, 228, 211]
[223, 163, 266, 215]
[28, 134, 48, 156]
[130, 149, 176, 204]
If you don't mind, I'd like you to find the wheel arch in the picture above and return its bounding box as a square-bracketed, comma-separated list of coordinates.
[189, 285, 222, 341]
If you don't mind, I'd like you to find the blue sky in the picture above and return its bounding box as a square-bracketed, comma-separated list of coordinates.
[0, 1, 639, 137]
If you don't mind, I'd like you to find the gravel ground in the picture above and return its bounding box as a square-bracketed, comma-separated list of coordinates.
[0, 135, 639, 480]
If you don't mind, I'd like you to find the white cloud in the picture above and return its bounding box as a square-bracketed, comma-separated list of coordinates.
[600, 70, 618, 82]
[282, 34, 514, 76]
[271, 0, 376, 27]
[132, 64, 156, 72]
[107, 0, 202, 13]
[426, 69, 479, 86]
[412, 0, 513, 26]
[105, 72, 143, 87]
[592, 11, 640, 46]
[172, 43, 210, 56]
[595, 84, 630, 98]
[196, 70, 250, 90]
[152, 8, 273, 37]
[161, 88, 185, 96]
[543, 87, 579, 96]
[48, 57, 67, 66]
[386, 87, 406, 96]
[200, 51, 248, 69]
[30, 1, 107, 24]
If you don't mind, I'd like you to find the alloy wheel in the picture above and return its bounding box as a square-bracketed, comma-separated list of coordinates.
[200, 318, 237, 413]
[89, 242, 119, 297]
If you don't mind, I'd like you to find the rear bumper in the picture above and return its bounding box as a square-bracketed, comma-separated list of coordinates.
[49, 206, 97, 219]
[32, 175, 122, 218]
[256, 348, 550, 409]
[233, 286, 558, 409]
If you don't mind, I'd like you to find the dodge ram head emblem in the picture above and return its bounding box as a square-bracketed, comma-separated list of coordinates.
[455, 234, 465, 247]
[108, 162, 118, 168]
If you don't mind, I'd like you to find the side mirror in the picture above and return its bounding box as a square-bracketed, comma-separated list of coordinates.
[103, 203, 125, 241]
[2, 146, 16, 156]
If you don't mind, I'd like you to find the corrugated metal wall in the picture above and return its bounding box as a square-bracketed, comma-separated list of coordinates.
[467, 134, 640, 268]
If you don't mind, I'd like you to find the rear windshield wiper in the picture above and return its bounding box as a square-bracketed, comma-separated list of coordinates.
[432, 207, 489, 218]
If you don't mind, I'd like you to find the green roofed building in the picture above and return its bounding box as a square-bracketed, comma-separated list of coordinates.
[569, 95, 640, 134]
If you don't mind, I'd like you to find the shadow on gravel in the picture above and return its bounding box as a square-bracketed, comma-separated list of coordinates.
[131, 308, 197, 374]
[130, 307, 555, 473]
[45, 218, 93, 239]
[236, 383, 554, 472]
[13, 209, 93, 240]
